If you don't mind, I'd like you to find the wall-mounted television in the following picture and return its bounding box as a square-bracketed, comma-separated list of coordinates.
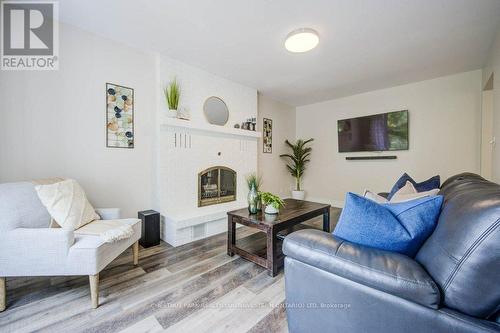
[337, 110, 409, 152]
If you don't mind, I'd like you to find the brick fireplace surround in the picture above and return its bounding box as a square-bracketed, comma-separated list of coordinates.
[156, 118, 260, 246]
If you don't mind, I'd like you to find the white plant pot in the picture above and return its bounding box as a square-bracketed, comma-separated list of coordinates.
[167, 109, 178, 118]
[264, 205, 279, 215]
[292, 190, 306, 200]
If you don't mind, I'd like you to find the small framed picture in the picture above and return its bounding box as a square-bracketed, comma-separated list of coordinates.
[263, 118, 272, 153]
[106, 83, 134, 148]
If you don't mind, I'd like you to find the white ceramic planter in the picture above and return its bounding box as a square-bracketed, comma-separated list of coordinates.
[167, 109, 178, 118]
[264, 205, 279, 215]
[292, 190, 305, 200]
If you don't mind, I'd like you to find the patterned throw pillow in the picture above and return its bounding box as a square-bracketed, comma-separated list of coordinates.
[35, 179, 100, 230]
[390, 181, 439, 203]
[363, 190, 388, 203]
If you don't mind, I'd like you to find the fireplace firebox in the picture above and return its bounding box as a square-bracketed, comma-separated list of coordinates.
[198, 166, 236, 207]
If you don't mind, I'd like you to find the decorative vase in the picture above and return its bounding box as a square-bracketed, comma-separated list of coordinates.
[292, 190, 305, 200]
[167, 109, 178, 118]
[247, 184, 258, 214]
[264, 204, 279, 215]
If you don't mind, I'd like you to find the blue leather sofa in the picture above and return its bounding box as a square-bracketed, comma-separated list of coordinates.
[283, 173, 500, 332]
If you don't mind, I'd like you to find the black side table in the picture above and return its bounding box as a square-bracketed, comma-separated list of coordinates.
[138, 210, 160, 248]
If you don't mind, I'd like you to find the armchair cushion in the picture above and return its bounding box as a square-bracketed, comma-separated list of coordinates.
[68, 218, 141, 275]
[283, 229, 441, 309]
[0, 182, 51, 231]
[95, 208, 121, 220]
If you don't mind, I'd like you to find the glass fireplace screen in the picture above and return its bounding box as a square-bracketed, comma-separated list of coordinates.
[198, 166, 236, 207]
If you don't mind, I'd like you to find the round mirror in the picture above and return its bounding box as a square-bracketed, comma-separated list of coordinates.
[203, 96, 229, 126]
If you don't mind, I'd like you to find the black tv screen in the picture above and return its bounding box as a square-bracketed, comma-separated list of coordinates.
[337, 110, 409, 152]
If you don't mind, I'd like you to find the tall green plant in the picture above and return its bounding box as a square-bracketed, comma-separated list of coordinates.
[164, 78, 180, 110]
[280, 138, 314, 191]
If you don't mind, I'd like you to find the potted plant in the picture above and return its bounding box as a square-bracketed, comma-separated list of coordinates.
[164, 78, 180, 118]
[246, 173, 262, 214]
[260, 192, 285, 215]
[280, 138, 314, 200]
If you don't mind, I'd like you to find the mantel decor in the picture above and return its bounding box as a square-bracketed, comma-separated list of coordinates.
[164, 78, 180, 118]
[204, 96, 229, 126]
[106, 83, 134, 148]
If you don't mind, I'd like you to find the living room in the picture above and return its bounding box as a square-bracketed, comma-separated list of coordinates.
[0, 1, 499, 332]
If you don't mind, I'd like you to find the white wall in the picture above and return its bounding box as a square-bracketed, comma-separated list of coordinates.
[296, 70, 482, 206]
[0, 23, 156, 218]
[0, 22, 265, 223]
[483, 26, 500, 182]
[257, 94, 296, 197]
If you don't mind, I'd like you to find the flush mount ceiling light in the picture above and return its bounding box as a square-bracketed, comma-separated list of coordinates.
[285, 28, 319, 53]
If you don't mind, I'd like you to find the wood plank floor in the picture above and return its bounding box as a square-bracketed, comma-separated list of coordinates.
[0, 208, 341, 333]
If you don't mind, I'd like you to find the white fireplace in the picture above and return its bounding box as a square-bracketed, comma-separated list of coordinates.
[154, 55, 259, 246]
[156, 117, 259, 246]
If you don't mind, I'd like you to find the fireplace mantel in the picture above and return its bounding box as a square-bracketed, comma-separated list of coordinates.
[161, 117, 261, 138]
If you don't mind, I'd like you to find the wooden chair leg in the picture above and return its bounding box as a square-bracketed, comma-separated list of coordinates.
[0, 277, 6, 312]
[89, 274, 99, 309]
[133, 241, 139, 266]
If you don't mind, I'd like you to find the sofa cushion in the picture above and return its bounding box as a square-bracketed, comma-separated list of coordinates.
[388, 173, 440, 200]
[334, 193, 443, 257]
[283, 229, 441, 309]
[416, 173, 500, 318]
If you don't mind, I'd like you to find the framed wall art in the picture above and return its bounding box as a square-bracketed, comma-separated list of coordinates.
[263, 118, 272, 153]
[106, 83, 134, 148]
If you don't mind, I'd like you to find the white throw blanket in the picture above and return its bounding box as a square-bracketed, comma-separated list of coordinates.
[75, 220, 133, 243]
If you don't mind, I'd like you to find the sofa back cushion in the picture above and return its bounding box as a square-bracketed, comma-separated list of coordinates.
[0, 182, 51, 231]
[416, 173, 500, 318]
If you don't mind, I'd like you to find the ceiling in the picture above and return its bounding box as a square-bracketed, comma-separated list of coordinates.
[58, 0, 500, 106]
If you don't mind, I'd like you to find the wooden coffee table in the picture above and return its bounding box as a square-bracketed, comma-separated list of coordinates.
[227, 199, 331, 277]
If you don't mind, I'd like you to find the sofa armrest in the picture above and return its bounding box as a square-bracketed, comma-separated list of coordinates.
[283, 229, 441, 309]
[95, 208, 121, 220]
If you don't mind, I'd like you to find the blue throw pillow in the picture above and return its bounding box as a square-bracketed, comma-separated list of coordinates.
[333, 193, 443, 257]
[387, 173, 440, 200]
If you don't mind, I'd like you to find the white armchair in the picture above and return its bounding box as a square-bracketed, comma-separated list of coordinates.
[0, 182, 142, 310]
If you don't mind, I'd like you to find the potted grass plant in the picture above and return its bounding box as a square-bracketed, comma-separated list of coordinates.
[164, 78, 180, 117]
[280, 138, 314, 200]
[260, 192, 285, 215]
